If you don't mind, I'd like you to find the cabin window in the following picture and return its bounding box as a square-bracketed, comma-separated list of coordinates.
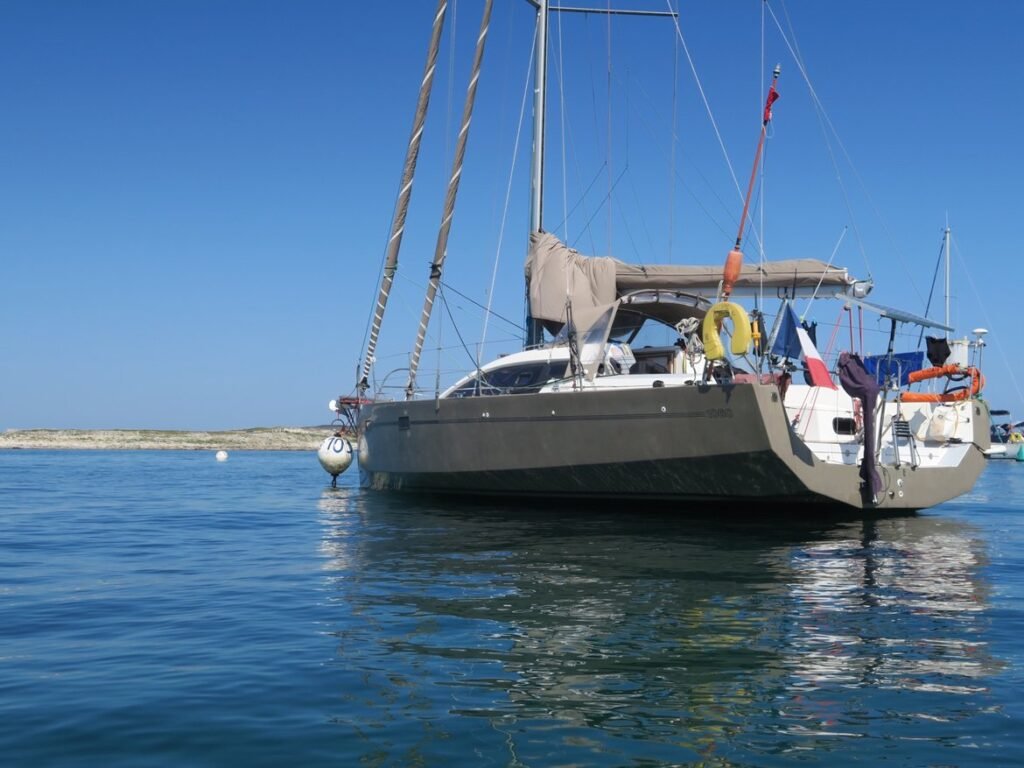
[450, 378, 501, 398]
[832, 417, 857, 435]
[448, 362, 568, 398]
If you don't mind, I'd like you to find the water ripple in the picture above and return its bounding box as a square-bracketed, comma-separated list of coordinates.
[1, 451, 1022, 765]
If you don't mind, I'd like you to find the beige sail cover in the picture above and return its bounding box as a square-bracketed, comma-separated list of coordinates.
[525, 232, 855, 325]
[524, 232, 618, 324]
[614, 260, 854, 292]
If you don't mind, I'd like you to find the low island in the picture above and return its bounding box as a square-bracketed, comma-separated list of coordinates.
[0, 427, 350, 451]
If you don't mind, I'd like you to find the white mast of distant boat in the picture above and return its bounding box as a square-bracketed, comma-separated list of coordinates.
[944, 214, 951, 340]
[941, 217, 989, 374]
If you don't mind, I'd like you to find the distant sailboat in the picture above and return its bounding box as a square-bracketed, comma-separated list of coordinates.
[987, 410, 1024, 460]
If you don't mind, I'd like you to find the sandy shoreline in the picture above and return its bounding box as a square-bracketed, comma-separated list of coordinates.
[0, 427, 350, 451]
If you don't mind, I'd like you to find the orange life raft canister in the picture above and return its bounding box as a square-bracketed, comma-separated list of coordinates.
[900, 364, 984, 403]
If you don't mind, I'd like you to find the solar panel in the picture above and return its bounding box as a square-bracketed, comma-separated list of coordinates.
[844, 297, 954, 332]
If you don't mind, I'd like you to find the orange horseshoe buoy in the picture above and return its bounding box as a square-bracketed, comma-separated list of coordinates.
[900, 364, 984, 403]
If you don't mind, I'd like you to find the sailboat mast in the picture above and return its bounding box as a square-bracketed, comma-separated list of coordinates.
[358, 0, 448, 394]
[525, 0, 549, 348]
[530, 0, 548, 234]
[944, 220, 951, 339]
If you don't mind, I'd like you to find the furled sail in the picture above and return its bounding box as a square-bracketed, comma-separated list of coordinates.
[524, 232, 618, 327]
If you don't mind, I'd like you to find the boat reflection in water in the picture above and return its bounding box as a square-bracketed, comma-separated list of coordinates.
[316, 489, 1005, 764]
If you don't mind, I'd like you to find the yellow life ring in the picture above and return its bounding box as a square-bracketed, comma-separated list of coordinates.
[1010, 432, 1023, 444]
[702, 302, 752, 361]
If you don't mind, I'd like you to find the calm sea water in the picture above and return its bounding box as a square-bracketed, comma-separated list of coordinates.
[1, 450, 1022, 767]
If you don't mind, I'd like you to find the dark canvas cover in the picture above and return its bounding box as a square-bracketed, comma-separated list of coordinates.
[837, 352, 883, 502]
[926, 336, 951, 367]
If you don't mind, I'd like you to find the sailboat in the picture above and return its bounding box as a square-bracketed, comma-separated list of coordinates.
[337, 0, 991, 511]
[987, 410, 1024, 460]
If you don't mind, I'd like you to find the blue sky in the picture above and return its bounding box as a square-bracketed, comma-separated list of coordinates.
[2, 0, 1021, 429]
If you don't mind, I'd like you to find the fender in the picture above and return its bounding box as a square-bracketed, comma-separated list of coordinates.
[702, 302, 752, 361]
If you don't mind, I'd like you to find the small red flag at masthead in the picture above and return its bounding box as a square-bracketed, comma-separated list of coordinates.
[763, 64, 781, 125]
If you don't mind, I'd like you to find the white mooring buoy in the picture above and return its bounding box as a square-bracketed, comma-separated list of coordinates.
[215, 450, 229, 462]
[318, 433, 354, 486]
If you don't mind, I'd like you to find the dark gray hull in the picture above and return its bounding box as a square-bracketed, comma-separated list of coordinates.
[357, 382, 988, 511]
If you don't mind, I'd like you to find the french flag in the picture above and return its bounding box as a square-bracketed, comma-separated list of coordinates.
[772, 304, 837, 389]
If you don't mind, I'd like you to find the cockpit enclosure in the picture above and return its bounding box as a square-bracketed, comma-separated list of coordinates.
[549, 289, 712, 380]
[615, 289, 710, 340]
[442, 290, 712, 399]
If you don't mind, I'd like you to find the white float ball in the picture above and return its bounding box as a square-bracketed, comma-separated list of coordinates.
[215, 450, 229, 462]
[318, 435, 353, 477]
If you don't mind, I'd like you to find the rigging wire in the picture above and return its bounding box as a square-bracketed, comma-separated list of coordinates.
[447, 280, 526, 333]
[765, 1, 876, 286]
[603, 47, 749, 253]
[434, 277, 445, 399]
[548, 17, 601, 252]
[357, 0, 454, 379]
[757, 0, 766, 310]
[792, 305, 847, 434]
[615, 167, 645, 260]
[444, 0, 459, 185]
[665, 0, 763, 256]
[615, 76, 656, 262]
[359, 0, 449, 392]
[381, 275, 522, 395]
[916, 234, 948, 346]
[435, 0, 455, 397]
[615, 67, 736, 242]
[434, 0, 456, 397]
[442, 290, 490, 379]
[768, 0, 935, 313]
[479, 13, 536, 361]
[405, 0, 495, 398]
[800, 226, 848, 322]
[581, 14, 603, 255]
[358, 203, 402, 383]
[606, 0, 614, 253]
[389, 267, 523, 380]
[774, 0, 917, 306]
[951, 233, 1024, 411]
[756, 125, 770, 310]
[430, 0, 457, 400]
[549, 160, 608, 239]
[573, 166, 630, 250]
[559, 5, 574, 314]
[371, 334, 522, 365]
[625, 163, 656, 258]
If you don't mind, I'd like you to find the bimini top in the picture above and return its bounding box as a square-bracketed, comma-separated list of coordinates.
[524, 231, 864, 331]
